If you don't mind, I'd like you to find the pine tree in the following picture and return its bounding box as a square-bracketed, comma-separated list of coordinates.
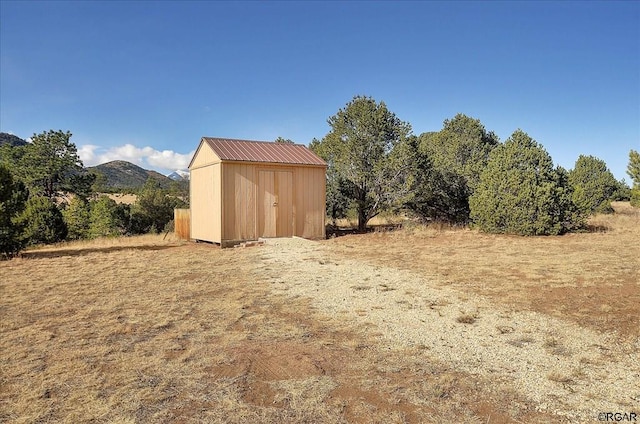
[89, 196, 122, 238]
[0, 165, 28, 258]
[469, 130, 582, 235]
[627, 150, 640, 207]
[63, 197, 91, 240]
[568, 155, 618, 214]
[17, 196, 67, 245]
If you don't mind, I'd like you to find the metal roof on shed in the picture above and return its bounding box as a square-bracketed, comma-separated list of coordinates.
[200, 137, 326, 166]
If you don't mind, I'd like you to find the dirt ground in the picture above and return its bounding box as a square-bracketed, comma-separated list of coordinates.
[1, 203, 638, 423]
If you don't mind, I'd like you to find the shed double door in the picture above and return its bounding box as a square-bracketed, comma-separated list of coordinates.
[258, 170, 293, 238]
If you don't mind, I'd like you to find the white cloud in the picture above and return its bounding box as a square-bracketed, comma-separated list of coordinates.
[78, 143, 195, 174]
[147, 149, 194, 170]
[77, 144, 100, 165]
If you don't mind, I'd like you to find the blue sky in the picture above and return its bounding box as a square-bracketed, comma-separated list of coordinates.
[1, 1, 638, 180]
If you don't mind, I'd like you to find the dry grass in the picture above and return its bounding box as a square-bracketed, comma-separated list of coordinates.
[2, 235, 546, 423]
[2, 203, 638, 423]
[328, 202, 640, 339]
[105, 193, 138, 205]
[456, 311, 478, 324]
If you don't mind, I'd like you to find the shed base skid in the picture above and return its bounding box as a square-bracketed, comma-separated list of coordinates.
[193, 238, 263, 248]
[221, 239, 257, 248]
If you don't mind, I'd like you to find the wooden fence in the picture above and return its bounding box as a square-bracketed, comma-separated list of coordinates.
[174, 209, 190, 240]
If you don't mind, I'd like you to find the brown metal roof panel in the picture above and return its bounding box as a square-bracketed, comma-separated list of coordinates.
[201, 137, 326, 166]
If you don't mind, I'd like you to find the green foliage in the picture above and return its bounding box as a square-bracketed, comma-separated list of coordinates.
[313, 96, 412, 231]
[0, 165, 28, 258]
[628, 150, 640, 208]
[469, 130, 582, 235]
[89, 196, 125, 238]
[405, 138, 471, 223]
[11, 130, 94, 200]
[631, 189, 640, 208]
[167, 180, 190, 207]
[326, 172, 352, 224]
[129, 178, 187, 234]
[0, 141, 26, 171]
[17, 196, 67, 246]
[568, 155, 618, 215]
[310, 138, 350, 224]
[420, 114, 499, 192]
[412, 114, 499, 223]
[89, 170, 109, 193]
[274, 137, 294, 144]
[610, 179, 631, 201]
[552, 166, 586, 233]
[628, 150, 640, 183]
[63, 197, 91, 240]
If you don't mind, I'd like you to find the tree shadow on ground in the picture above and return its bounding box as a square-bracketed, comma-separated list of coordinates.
[20, 244, 179, 259]
[325, 223, 402, 239]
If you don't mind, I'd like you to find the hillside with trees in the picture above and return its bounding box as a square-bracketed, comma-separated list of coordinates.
[0, 132, 28, 147]
[88, 160, 180, 192]
[0, 130, 187, 258]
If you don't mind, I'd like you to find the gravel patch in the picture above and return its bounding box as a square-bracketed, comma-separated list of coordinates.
[250, 237, 639, 423]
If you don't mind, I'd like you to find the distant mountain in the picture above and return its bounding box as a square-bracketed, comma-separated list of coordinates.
[0, 132, 28, 147]
[88, 160, 177, 191]
[167, 170, 190, 181]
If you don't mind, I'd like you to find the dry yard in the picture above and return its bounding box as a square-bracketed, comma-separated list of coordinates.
[1, 202, 638, 423]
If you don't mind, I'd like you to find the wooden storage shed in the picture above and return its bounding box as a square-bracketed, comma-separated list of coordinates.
[188, 137, 327, 247]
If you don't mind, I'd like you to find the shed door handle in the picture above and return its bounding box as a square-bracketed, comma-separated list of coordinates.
[273, 202, 278, 206]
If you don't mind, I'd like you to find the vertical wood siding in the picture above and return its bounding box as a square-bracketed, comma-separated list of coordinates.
[222, 163, 256, 241]
[190, 164, 221, 242]
[191, 152, 325, 244]
[294, 166, 326, 239]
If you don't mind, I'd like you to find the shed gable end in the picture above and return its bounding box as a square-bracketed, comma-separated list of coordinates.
[189, 139, 222, 169]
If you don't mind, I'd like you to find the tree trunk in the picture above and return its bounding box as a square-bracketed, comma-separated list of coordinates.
[357, 207, 367, 233]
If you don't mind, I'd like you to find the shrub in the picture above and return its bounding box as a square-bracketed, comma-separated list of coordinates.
[412, 115, 499, 224]
[63, 196, 91, 240]
[17, 196, 67, 246]
[89, 196, 124, 238]
[129, 178, 187, 234]
[568, 155, 618, 215]
[406, 156, 471, 223]
[469, 130, 582, 235]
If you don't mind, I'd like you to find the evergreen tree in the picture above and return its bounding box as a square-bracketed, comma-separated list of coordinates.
[415, 114, 499, 223]
[309, 138, 351, 225]
[420, 114, 499, 192]
[14, 130, 94, 200]
[63, 197, 91, 240]
[129, 178, 187, 234]
[470, 130, 581, 235]
[0, 165, 28, 258]
[627, 150, 640, 207]
[89, 196, 123, 238]
[568, 155, 618, 214]
[405, 136, 471, 223]
[17, 196, 67, 245]
[312, 96, 412, 231]
[274, 137, 294, 144]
